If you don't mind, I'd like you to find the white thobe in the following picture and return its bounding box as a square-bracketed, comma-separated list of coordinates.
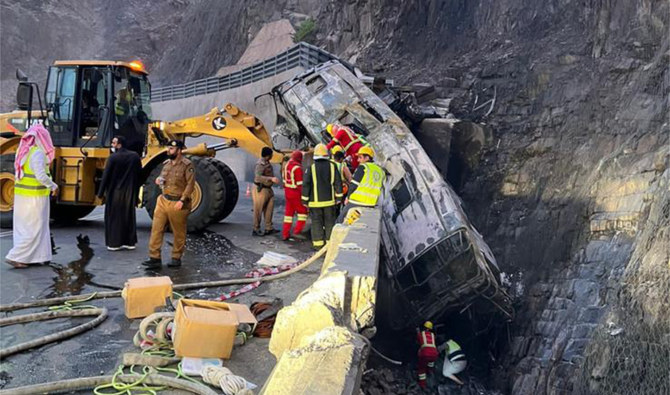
[5, 149, 58, 264]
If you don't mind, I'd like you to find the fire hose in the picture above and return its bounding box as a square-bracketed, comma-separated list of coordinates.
[0, 246, 328, 393]
[0, 246, 327, 312]
[0, 307, 108, 359]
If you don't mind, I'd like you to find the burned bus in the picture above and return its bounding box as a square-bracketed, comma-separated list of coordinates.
[270, 61, 513, 328]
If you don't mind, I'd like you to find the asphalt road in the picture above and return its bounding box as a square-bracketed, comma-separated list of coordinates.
[0, 189, 321, 390]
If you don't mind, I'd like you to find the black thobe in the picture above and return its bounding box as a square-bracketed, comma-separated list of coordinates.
[97, 148, 142, 248]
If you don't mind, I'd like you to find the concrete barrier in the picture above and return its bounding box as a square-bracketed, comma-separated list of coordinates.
[262, 207, 381, 395]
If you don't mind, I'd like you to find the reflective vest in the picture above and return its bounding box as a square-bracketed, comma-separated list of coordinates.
[419, 330, 437, 350]
[307, 161, 338, 208]
[446, 339, 466, 361]
[283, 159, 303, 189]
[332, 160, 349, 195]
[15, 146, 51, 197]
[348, 162, 385, 206]
[330, 127, 364, 152]
[115, 88, 133, 115]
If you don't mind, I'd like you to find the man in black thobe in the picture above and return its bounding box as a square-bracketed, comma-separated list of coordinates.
[97, 135, 142, 251]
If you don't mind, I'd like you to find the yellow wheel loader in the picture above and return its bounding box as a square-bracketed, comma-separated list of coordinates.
[0, 60, 286, 231]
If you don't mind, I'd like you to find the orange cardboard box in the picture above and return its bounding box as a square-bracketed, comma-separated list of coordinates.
[123, 276, 173, 319]
[173, 299, 259, 359]
[174, 299, 238, 359]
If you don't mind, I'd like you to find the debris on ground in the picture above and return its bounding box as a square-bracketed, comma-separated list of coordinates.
[255, 251, 297, 267]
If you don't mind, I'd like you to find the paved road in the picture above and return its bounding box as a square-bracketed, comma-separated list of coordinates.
[0, 190, 320, 390]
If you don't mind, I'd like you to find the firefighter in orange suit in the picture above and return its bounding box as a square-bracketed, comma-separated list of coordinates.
[282, 150, 308, 241]
[325, 124, 365, 170]
[417, 321, 439, 389]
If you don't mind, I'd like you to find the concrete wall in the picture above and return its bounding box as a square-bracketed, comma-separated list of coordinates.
[262, 207, 382, 395]
[151, 68, 303, 181]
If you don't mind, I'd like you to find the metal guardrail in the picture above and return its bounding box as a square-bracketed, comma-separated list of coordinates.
[150, 42, 353, 103]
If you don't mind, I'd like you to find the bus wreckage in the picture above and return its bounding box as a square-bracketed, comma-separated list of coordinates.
[267, 61, 513, 328]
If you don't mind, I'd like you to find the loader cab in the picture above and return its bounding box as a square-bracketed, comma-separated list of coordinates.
[43, 61, 151, 154]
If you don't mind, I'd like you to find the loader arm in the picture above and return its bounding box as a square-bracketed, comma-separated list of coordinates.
[154, 103, 287, 164]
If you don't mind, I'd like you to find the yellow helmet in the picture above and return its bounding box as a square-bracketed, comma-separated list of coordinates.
[326, 124, 335, 136]
[314, 143, 329, 157]
[424, 321, 433, 330]
[331, 145, 344, 155]
[357, 146, 375, 158]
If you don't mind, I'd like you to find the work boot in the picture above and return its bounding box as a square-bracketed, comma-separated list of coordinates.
[168, 258, 182, 268]
[142, 258, 162, 269]
[264, 228, 280, 235]
[252, 230, 264, 237]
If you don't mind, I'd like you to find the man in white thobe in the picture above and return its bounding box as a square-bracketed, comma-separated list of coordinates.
[5, 126, 58, 268]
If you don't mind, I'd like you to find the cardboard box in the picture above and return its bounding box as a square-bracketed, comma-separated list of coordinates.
[123, 276, 173, 319]
[173, 299, 258, 359]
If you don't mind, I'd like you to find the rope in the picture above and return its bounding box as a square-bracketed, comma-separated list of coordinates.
[0, 373, 218, 395]
[0, 246, 328, 312]
[201, 366, 252, 395]
[0, 308, 108, 359]
[47, 292, 98, 311]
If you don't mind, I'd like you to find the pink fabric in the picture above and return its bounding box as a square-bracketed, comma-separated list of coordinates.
[14, 123, 55, 179]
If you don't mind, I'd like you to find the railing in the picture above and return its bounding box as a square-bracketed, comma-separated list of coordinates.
[150, 42, 354, 103]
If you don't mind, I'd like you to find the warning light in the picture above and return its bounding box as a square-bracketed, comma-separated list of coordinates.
[128, 60, 145, 72]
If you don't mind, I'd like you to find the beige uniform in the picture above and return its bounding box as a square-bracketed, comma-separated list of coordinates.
[253, 158, 275, 232]
[148, 157, 195, 259]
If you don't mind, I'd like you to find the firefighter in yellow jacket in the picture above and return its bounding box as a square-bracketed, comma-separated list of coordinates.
[301, 144, 343, 249]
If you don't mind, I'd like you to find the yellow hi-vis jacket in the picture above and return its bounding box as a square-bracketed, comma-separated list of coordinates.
[348, 162, 385, 206]
[15, 146, 51, 197]
[446, 339, 466, 362]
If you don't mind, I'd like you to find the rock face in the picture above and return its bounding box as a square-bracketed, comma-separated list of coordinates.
[2, 0, 668, 393]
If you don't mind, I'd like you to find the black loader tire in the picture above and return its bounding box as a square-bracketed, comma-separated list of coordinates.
[0, 154, 15, 228]
[51, 204, 96, 223]
[143, 157, 226, 233]
[207, 158, 239, 223]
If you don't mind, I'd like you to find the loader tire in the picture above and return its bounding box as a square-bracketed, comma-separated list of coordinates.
[143, 157, 226, 233]
[207, 159, 239, 223]
[0, 154, 15, 228]
[51, 204, 96, 223]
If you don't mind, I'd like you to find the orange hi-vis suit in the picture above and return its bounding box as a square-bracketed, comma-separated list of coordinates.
[282, 151, 308, 240]
[326, 125, 365, 170]
[416, 329, 439, 388]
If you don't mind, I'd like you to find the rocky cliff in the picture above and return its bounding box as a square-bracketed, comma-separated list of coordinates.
[1, 0, 668, 393]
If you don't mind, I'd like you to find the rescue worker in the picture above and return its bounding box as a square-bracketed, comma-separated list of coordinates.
[114, 86, 133, 117]
[325, 124, 365, 170]
[338, 146, 385, 222]
[252, 147, 280, 236]
[438, 339, 467, 385]
[416, 321, 439, 389]
[301, 144, 343, 249]
[331, 145, 352, 216]
[143, 140, 195, 269]
[282, 150, 308, 241]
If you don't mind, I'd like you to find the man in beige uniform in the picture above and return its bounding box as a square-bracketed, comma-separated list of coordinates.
[143, 140, 195, 269]
[252, 147, 280, 236]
